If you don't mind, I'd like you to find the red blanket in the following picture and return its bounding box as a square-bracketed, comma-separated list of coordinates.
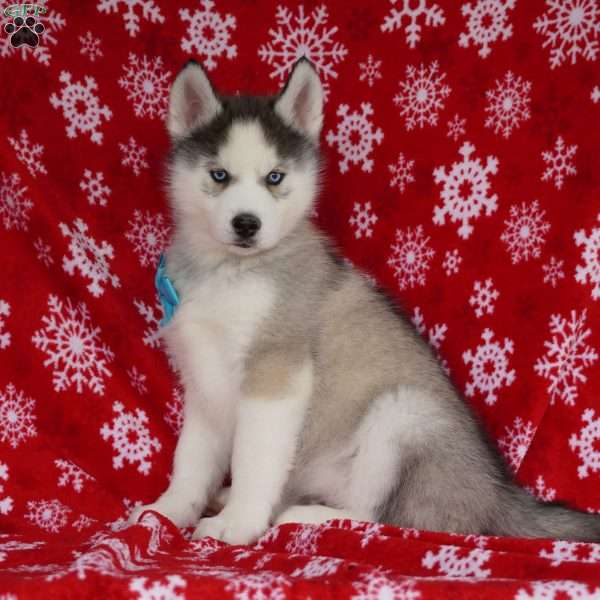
[1, 0, 600, 597]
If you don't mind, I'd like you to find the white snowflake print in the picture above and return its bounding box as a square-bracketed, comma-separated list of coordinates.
[59, 218, 120, 297]
[34, 237, 54, 267]
[0, 536, 44, 562]
[128, 366, 148, 395]
[433, 141, 499, 240]
[352, 568, 421, 600]
[574, 213, 600, 300]
[541, 136, 577, 190]
[540, 540, 600, 566]
[526, 476, 557, 503]
[393, 61, 451, 131]
[125, 210, 170, 268]
[516, 580, 600, 600]
[32, 294, 114, 395]
[0, 463, 13, 515]
[484, 71, 532, 138]
[463, 328, 516, 405]
[422, 545, 492, 578]
[100, 401, 162, 476]
[55, 459, 94, 493]
[412, 306, 449, 373]
[533, 0, 600, 68]
[50, 71, 112, 144]
[130, 575, 186, 600]
[388, 152, 415, 194]
[569, 408, 600, 478]
[25, 499, 70, 533]
[96, 0, 165, 37]
[165, 387, 183, 435]
[534, 310, 598, 406]
[224, 571, 291, 600]
[0, 171, 34, 231]
[7, 129, 47, 178]
[0, 0, 65, 65]
[443, 249, 463, 276]
[593, 85, 600, 102]
[501, 200, 550, 263]
[258, 4, 348, 100]
[447, 113, 466, 141]
[291, 556, 342, 579]
[387, 225, 435, 291]
[72, 514, 96, 531]
[359, 54, 382, 87]
[497, 417, 536, 473]
[0, 300, 10, 350]
[119, 137, 149, 176]
[180, 0, 237, 71]
[469, 278, 499, 318]
[380, 0, 445, 48]
[542, 256, 565, 287]
[133, 299, 163, 349]
[80, 169, 111, 207]
[459, 0, 516, 58]
[326, 103, 384, 174]
[118, 53, 171, 120]
[0, 383, 37, 449]
[79, 31, 103, 62]
[284, 523, 323, 554]
[349, 202, 378, 239]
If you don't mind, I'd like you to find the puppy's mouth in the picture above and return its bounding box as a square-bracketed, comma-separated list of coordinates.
[233, 240, 255, 249]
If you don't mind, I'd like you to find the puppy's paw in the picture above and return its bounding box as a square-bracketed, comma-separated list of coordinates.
[129, 496, 199, 528]
[192, 509, 268, 545]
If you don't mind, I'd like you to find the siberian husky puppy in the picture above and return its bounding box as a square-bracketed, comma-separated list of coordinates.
[131, 59, 600, 544]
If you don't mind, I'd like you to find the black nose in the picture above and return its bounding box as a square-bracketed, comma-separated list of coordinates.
[232, 213, 261, 239]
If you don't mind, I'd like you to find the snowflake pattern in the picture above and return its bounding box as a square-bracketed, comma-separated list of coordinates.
[388, 152, 415, 194]
[7, 130, 47, 178]
[541, 136, 578, 189]
[118, 53, 171, 120]
[569, 408, 600, 478]
[0, 463, 13, 515]
[0, 383, 37, 449]
[79, 31, 103, 61]
[100, 401, 161, 476]
[0, 300, 10, 350]
[516, 580, 600, 599]
[326, 103, 384, 173]
[133, 299, 163, 349]
[128, 366, 148, 395]
[498, 416, 536, 473]
[165, 387, 184, 435]
[533, 0, 600, 68]
[72, 514, 96, 531]
[119, 137, 149, 176]
[50, 71, 112, 144]
[526, 475, 557, 502]
[412, 306, 449, 373]
[469, 278, 499, 318]
[393, 61, 451, 130]
[223, 571, 292, 600]
[349, 202, 378, 239]
[125, 210, 170, 268]
[387, 225, 435, 290]
[25, 499, 70, 533]
[542, 256, 565, 287]
[359, 54, 382, 87]
[422, 545, 492, 578]
[433, 141, 499, 239]
[574, 213, 600, 300]
[0, 0, 65, 65]
[534, 310, 598, 406]
[34, 238, 54, 267]
[59, 218, 120, 297]
[32, 295, 114, 395]
[459, 0, 516, 58]
[540, 540, 600, 566]
[380, 0, 445, 48]
[501, 200, 550, 263]
[593, 85, 600, 102]
[129, 575, 186, 600]
[463, 328, 516, 405]
[291, 556, 342, 579]
[80, 170, 111, 207]
[484, 71, 532, 138]
[442, 249, 463, 276]
[447, 113, 466, 141]
[352, 568, 421, 600]
[96, 0, 165, 37]
[180, 0, 237, 71]
[55, 459, 94, 493]
[258, 4, 348, 99]
[0, 171, 34, 231]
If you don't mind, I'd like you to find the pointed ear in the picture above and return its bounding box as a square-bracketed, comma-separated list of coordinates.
[167, 60, 222, 139]
[274, 59, 324, 140]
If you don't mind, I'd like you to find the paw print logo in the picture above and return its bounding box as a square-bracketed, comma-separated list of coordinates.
[4, 15, 45, 48]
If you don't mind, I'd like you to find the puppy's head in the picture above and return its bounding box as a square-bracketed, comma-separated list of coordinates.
[166, 58, 323, 257]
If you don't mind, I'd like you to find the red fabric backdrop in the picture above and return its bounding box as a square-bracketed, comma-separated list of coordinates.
[1, 0, 600, 597]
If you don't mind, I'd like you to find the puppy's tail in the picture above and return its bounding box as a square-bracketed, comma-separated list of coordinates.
[496, 486, 600, 541]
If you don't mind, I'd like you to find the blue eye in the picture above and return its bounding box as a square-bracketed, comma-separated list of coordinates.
[266, 171, 285, 186]
[210, 169, 229, 183]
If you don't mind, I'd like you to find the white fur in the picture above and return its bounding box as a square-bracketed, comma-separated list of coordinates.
[275, 505, 362, 526]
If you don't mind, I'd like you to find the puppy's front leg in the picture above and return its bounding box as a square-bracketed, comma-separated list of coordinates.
[194, 357, 312, 545]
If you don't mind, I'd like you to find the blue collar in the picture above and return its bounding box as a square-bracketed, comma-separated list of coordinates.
[155, 253, 180, 326]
